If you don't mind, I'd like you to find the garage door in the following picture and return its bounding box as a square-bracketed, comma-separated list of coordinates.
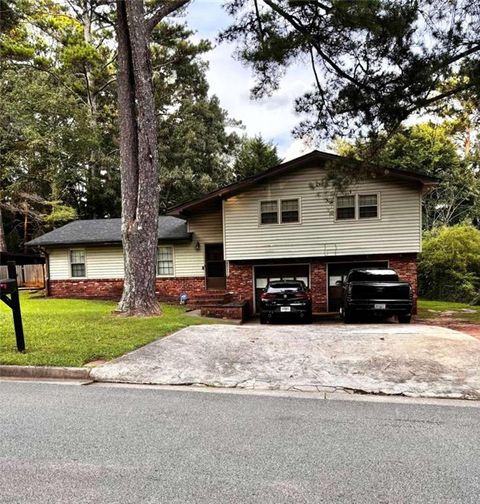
[327, 261, 388, 312]
[254, 264, 310, 313]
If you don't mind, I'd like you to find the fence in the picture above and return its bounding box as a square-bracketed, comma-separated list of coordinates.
[0, 264, 46, 289]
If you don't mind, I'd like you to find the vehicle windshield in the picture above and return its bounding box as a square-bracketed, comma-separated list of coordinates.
[266, 281, 305, 293]
[348, 269, 398, 282]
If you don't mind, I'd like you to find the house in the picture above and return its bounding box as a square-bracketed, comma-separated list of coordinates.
[26, 150, 436, 318]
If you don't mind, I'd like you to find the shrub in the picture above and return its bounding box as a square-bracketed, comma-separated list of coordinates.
[418, 224, 480, 303]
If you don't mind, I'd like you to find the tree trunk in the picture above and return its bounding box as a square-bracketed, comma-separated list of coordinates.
[115, 0, 160, 315]
[0, 206, 7, 252]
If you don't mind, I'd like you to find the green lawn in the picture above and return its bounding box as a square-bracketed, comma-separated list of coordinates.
[0, 292, 222, 367]
[417, 299, 480, 323]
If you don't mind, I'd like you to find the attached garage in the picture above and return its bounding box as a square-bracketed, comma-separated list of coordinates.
[327, 261, 388, 312]
[253, 264, 310, 313]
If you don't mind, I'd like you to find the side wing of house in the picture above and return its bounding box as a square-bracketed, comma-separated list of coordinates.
[45, 209, 223, 298]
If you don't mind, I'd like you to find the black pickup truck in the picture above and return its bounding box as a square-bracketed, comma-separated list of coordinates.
[340, 268, 413, 323]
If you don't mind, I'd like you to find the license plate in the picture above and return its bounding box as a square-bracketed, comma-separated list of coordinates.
[280, 306, 291, 312]
[374, 303, 386, 310]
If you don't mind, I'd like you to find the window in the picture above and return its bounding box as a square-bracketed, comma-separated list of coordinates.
[70, 249, 86, 277]
[281, 199, 299, 223]
[359, 194, 378, 218]
[336, 195, 356, 220]
[260, 200, 278, 224]
[157, 246, 174, 276]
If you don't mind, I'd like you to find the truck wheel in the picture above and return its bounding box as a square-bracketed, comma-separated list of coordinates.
[343, 308, 355, 324]
[398, 314, 411, 324]
[260, 313, 268, 324]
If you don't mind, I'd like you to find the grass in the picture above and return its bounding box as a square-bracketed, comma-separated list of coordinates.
[417, 299, 480, 323]
[0, 291, 223, 367]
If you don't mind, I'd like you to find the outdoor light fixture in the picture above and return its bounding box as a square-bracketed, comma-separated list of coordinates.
[195, 241, 201, 251]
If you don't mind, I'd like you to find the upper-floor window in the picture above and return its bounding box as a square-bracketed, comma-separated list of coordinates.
[281, 199, 299, 223]
[336, 195, 356, 220]
[336, 193, 379, 220]
[157, 246, 174, 276]
[260, 198, 300, 225]
[70, 249, 86, 277]
[359, 194, 378, 218]
[260, 201, 279, 224]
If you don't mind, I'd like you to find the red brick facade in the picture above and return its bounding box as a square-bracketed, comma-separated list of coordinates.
[48, 253, 418, 316]
[49, 276, 206, 301]
[226, 262, 254, 313]
[310, 261, 327, 312]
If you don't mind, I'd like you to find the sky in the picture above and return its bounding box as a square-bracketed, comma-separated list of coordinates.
[184, 0, 320, 161]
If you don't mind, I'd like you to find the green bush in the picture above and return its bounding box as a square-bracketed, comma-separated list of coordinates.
[418, 224, 480, 303]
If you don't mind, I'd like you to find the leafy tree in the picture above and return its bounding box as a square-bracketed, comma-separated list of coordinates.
[158, 96, 240, 210]
[336, 122, 480, 229]
[419, 225, 480, 302]
[223, 1, 480, 142]
[233, 135, 281, 180]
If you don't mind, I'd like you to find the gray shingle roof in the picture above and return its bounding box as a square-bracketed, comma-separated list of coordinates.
[26, 217, 191, 247]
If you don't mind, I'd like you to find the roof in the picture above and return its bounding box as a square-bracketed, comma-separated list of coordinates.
[168, 149, 438, 216]
[26, 216, 191, 247]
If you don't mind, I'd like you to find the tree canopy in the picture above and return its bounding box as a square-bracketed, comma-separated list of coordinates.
[223, 0, 480, 141]
[336, 122, 480, 229]
[0, 0, 279, 251]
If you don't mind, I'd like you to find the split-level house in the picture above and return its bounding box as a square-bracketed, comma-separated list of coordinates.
[26, 151, 436, 318]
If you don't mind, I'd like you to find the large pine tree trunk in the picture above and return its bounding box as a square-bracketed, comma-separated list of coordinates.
[116, 0, 160, 315]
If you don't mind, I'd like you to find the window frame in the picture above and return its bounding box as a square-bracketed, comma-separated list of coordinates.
[156, 245, 175, 277]
[335, 194, 357, 221]
[259, 198, 301, 226]
[357, 192, 380, 220]
[69, 248, 87, 278]
[335, 192, 381, 221]
[259, 200, 279, 225]
[280, 198, 300, 224]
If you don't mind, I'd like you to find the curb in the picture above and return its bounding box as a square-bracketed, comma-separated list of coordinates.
[0, 365, 91, 380]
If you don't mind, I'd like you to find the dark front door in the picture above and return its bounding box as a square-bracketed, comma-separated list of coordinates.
[327, 261, 388, 311]
[205, 244, 226, 290]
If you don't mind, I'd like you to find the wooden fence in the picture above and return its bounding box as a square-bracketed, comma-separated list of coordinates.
[0, 264, 46, 289]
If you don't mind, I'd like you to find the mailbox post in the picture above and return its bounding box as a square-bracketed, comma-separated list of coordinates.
[0, 261, 25, 352]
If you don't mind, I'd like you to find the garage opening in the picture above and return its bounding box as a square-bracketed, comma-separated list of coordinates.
[254, 264, 309, 313]
[327, 261, 388, 312]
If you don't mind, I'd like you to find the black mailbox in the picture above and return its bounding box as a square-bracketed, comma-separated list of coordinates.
[0, 262, 25, 351]
[0, 279, 17, 295]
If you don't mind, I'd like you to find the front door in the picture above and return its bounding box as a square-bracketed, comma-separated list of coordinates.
[327, 261, 388, 311]
[205, 244, 226, 290]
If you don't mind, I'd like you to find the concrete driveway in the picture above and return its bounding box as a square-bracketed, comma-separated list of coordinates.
[91, 324, 480, 399]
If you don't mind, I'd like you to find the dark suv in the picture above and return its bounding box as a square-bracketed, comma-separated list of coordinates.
[260, 280, 312, 324]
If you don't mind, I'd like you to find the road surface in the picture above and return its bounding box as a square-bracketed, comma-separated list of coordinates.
[0, 381, 479, 503]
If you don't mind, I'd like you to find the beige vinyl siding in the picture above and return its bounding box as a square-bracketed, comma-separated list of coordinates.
[224, 165, 422, 260]
[174, 208, 223, 277]
[47, 246, 124, 280]
[48, 249, 71, 280]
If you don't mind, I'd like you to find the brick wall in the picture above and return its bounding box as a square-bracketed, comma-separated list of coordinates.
[389, 254, 418, 314]
[49, 276, 206, 301]
[310, 261, 327, 312]
[226, 263, 254, 315]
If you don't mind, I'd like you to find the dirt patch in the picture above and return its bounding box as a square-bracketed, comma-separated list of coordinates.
[416, 317, 480, 341]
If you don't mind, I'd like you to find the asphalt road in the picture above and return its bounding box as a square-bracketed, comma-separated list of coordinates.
[0, 382, 479, 504]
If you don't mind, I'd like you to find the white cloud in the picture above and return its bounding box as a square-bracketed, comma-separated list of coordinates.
[185, 1, 315, 158]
